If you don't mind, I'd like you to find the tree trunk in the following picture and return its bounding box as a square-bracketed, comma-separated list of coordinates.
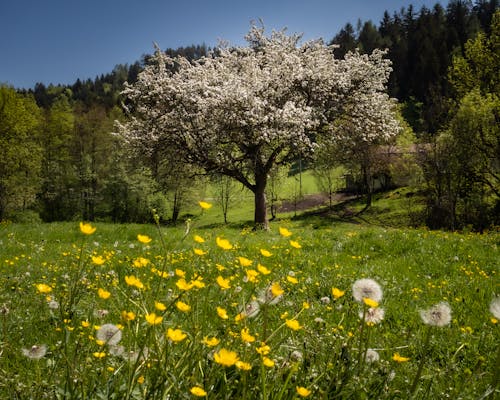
[254, 187, 268, 229]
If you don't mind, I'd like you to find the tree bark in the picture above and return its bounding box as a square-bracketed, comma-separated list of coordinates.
[254, 187, 268, 230]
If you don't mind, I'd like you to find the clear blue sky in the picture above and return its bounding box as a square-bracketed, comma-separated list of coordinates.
[1, 0, 446, 89]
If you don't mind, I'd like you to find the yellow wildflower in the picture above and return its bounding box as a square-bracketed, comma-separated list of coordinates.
[238, 256, 252, 267]
[36, 283, 52, 294]
[285, 319, 302, 331]
[279, 227, 292, 237]
[176, 278, 194, 291]
[133, 257, 149, 268]
[91, 255, 105, 265]
[245, 269, 259, 283]
[363, 298, 379, 308]
[125, 275, 144, 289]
[193, 235, 205, 243]
[137, 376, 145, 384]
[137, 234, 152, 244]
[257, 264, 271, 275]
[155, 301, 166, 311]
[214, 348, 239, 367]
[216, 276, 231, 290]
[198, 201, 212, 210]
[240, 328, 256, 343]
[97, 288, 111, 299]
[175, 268, 186, 277]
[217, 307, 229, 320]
[93, 352, 106, 358]
[260, 249, 272, 257]
[216, 237, 233, 250]
[290, 240, 302, 249]
[176, 301, 191, 312]
[190, 386, 207, 397]
[392, 353, 410, 362]
[79, 222, 96, 235]
[166, 328, 187, 342]
[202, 336, 220, 347]
[296, 386, 311, 397]
[145, 312, 163, 325]
[121, 311, 136, 321]
[256, 344, 270, 355]
[331, 287, 345, 299]
[194, 248, 207, 256]
[270, 282, 284, 297]
[236, 360, 252, 371]
[262, 357, 275, 367]
[287, 275, 299, 284]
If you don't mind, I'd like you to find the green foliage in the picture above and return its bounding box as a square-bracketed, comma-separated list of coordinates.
[0, 86, 43, 219]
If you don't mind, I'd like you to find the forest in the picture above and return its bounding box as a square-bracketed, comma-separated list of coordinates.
[1, 0, 499, 230]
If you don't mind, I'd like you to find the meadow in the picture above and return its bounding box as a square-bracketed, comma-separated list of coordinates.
[0, 207, 498, 399]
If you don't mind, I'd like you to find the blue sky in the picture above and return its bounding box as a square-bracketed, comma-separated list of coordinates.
[1, 0, 446, 89]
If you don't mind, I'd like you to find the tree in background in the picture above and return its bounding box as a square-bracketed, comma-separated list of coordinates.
[0, 86, 42, 220]
[120, 26, 399, 228]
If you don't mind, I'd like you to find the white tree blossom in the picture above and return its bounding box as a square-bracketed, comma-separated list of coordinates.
[119, 25, 399, 227]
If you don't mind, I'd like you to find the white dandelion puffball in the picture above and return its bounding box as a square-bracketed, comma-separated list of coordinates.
[365, 349, 380, 363]
[96, 323, 122, 346]
[22, 344, 47, 359]
[420, 302, 452, 327]
[489, 297, 500, 319]
[352, 278, 383, 303]
[360, 307, 385, 325]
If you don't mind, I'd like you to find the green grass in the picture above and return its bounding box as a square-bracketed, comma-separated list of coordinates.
[0, 216, 498, 399]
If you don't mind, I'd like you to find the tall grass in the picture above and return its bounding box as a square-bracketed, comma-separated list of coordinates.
[0, 216, 498, 399]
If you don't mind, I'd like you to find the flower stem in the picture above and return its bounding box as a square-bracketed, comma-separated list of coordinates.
[409, 326, 432, 397]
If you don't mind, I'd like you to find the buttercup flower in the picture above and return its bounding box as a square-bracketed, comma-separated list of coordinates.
[216, 237, 233, 250]
[92, 255, 105, 265]
[392, 352, 410, 362]
[80, 222, 96, 235]
[98, 288, 111, 299]
[279, 227, 292, 237]
[290, 240, 302, 249]
[167, 328, 187, 342]
[36, 283, 52, 294]
[190, 386, 207, 397]
[238, 256, 253, 267]
[260, 249, 272, 257]
[214, 348, 239, 367]
[137, 234, 152, 244]
[236, 360, 252, 371]
[285, 319, 302, 331]
[240, 328, 256, 343]
[420, 302, 452, 327]
[332, 287, 345, 299]
[193, 235, 205, 243]
[296, 386, 311, 397]
[145, 312, 163, 325]
[352, 278, 383, 303]
[176, 301, 191, 312]
[216, 276, 231, 290]
[96, 323, 122, 346]
[198, 201, 212, 210]
[202, 336, 220, 347]
[216, 307, 229, 320]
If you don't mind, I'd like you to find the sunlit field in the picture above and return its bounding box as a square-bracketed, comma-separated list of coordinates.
[0, 215, 498, 399]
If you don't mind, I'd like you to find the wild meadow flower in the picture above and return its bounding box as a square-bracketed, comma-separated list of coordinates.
[216, 276, 231, 290]
[91, 255, 105, 265]
[98, 288, 111, 299]
[296, 386, 311, 397]
[194, 248, 207, 256]
[22, 344, 47, 359]
[359, 307, 385, 325]
[79, 222, 96, 235]
[190, 386, 207, 397]
[262, 357, 275, 367]
[108, 345, 125, 357]
[125, 275, 144, 290]
[238, 256, 253, 267]
[121, 311, 136, 321]
[202, 336, 220, 347]
[241, 300, 260, 318]
[216, 307, 229, 320]
[256, 344, 271, 355]
[290, 240, 302, 249]
[332, 287, 345, 299]
[259, 282, 284, 305]
[137, 234, 152, 244]
[257, 264, 271, 275]
[352, 278, 383, 303]
[155, 301, 166, 311]
[145, 312, 163, 325]
[279, 227, 292, 237]
[420, 302, 452, 327]
[363, 298, 379, 308]
[260, 249, 272, 257]
[94, 309, 109, 318]
[198, 201, 212, 210]
[47, 300, 59, 310]
[287, 275, 299, 284]
[93, 351, 106, 359]
[392, 352, 410, 362]
[240, 328, 256, 343]
[285, 319, 302, 331]
[36, 283, 52, 294]
[364, 349, 380, 363]
[193, 234, 205, 243]
[96, 324, 122, 346]
[133, 257, 149, 267]
[236, 360, 252, 371]
[166, 328, 187, 342]
[245, 269, 259, 283]
[216, 237, 233, 250]
[176, 301, 191, 312]
[214, 348, 239, 367]
[176, 278, 194, 291]
[489, 297, 500, 319]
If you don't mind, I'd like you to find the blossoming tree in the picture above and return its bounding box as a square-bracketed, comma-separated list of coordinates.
[120, 26, 399, 228]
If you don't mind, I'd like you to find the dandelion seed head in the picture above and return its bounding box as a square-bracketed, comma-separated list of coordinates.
[96, 323, 122, 346]
[364, 349, 380, 363]
[352, 278, 383, 303]
[22, 344, 47, 359]
[420, 302, 452, 327]
[489, 297, 500, 320]
[359, 307, 385, 325]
